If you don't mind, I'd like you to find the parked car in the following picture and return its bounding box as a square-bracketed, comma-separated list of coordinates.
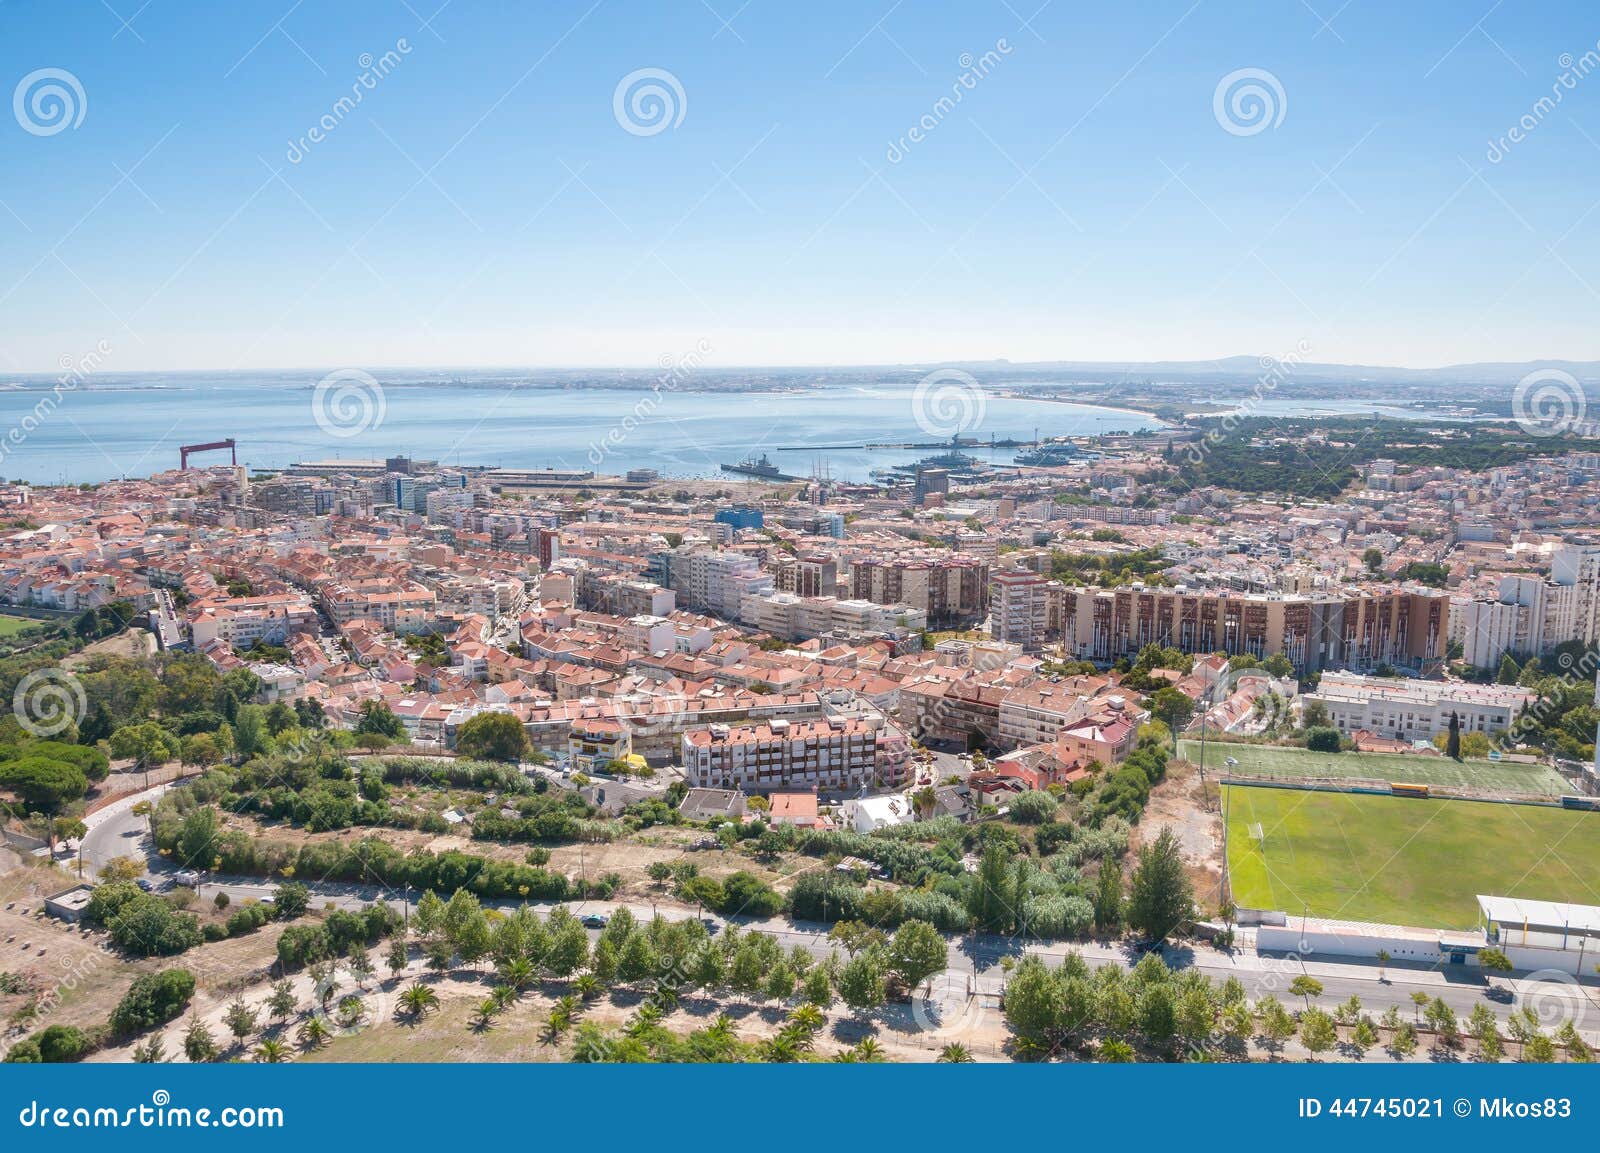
[580, 913, 608, 929]
[134, 877, 154, 892]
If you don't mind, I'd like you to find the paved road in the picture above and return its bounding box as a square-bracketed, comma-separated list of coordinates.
[78, 782, 176, 875]
[188, 875, 1600, 1038]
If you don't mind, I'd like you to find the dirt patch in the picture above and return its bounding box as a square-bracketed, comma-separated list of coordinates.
[1134, 755, 1225, 913]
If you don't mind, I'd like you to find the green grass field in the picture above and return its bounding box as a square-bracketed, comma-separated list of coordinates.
[1181, 739, 1570, 796]
[0, 614, 40, 637]
[1224, 785, 1600, 929]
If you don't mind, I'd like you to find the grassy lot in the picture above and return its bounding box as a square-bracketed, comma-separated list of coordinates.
[1224, 785, 1600, 929]
[1181, 739, 1569, 796]
[0, 613, 43, 637]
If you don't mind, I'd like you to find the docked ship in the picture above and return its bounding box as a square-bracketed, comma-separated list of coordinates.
[720, 453, 801, 481]
[1014, 441, 1078, 466]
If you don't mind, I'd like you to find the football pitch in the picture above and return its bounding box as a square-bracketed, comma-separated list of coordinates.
[1224, 785, 1600, 929]
[1181, 739, 1570, 796]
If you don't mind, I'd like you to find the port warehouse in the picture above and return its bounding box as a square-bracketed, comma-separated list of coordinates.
[1226, 778, 1600, 972]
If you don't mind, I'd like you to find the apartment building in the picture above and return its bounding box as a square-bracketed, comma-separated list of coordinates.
[1056, 584, 1448, 674]
[320, 579, 437, 632]
[989, 569, 1050, 652]
[1305, 672, 1535, 741]
[740, 590, 926, 642]
[680, 713, 909, 794]
[665, 548, 774, 619]
[848, 555, 988, 627]
[188, 592, 319, 648]
[996, 674, 1119, 750]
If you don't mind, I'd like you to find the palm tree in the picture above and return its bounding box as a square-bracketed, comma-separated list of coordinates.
[498, 957, 535, 990]
[489, 984, 517, 1012]
[252, 1038, 290, 1063]
[398, 982, 440, 1019]
[937, 1042, 974, 1063]
[572, 973, 601, 1001]
[787, 1003, 826, 1035]
[704, 1014, 736, 1045]
[297, 1016, 332, 1048]
[852, 1038, 886, 1062]
[552, 994, 579, 1021]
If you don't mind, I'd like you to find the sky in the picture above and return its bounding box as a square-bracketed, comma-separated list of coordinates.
[2, 0, 1599, 374]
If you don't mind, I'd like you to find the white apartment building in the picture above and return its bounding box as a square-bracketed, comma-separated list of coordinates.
[667, 549, 773, 620]
[740, 590, 926, 641]
[1305, 672, 1535, 741]
[680, 714, 909, 794]
[188, 593, 319, 648]
[989, 569, 1050, 652]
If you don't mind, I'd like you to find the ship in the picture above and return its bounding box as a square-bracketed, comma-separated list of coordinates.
[720, 453, 801, 481]
[1014, 441, 1079, 466]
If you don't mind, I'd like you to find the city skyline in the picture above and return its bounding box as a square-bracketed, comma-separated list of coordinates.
[4, 2, 1600, 373]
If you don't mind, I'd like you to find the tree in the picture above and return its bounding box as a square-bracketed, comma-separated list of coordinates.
[109, 722, 181, 783]
[1299, 1008, 1337, 1059]
[1477, 946, 1513, 991]
[1288, 974, 1323, 1009]
[1497, 653, 1521, 685]
[454, 711, 529, 762]
[267, 979, 297, 1021]
[386, 937, 409, 980]
[183, 1017, 218, 1063]
[110, 969, 196, 1037]
[0, 756, 88, 811]
[1147, 687, 1195, 744]
[355, 699, 407, 741]
[223, 998, 259, 1047]
[272, 882, 310, 920]
[1093, 859, 1124, 932]
[937, 1042, 974, 1063]
[1126, 828, 1193, 942]
[131, 1034, 166, 1064]
[886, 920, 947, 991]
[966, 845, 1015, 934]
[1262, 652, 1295, 680]
[252, 1038, 289, 1063]
[1258, 996, 1296, 1058]
[1351, 1017, 1378, 1055]
[1375, 949, 1391, 982]
[398, 982, 440, 1018]
[1411, 990, 1429, 1020]
[837, 951, 887, 1015]
[1304, 727, 1342, 753]
[297, 1016, 332, 1049]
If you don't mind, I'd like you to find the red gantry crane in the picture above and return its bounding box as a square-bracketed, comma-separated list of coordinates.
[179, 438, 237, 469]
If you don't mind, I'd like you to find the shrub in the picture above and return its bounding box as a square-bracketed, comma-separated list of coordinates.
[110, 969, 196, 1037]
[1305, 727, 1342, 753]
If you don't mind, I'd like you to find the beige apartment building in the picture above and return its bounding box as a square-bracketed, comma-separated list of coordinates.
[680, 714, 909, 794]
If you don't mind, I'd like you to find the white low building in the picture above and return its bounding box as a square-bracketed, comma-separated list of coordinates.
[1304, 672, 1534, 742]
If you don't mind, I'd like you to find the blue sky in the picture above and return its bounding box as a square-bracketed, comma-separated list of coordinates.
[2, 0, 1598, 373]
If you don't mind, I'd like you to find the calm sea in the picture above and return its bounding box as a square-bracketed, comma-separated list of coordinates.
[0, 377, 1159, 485]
